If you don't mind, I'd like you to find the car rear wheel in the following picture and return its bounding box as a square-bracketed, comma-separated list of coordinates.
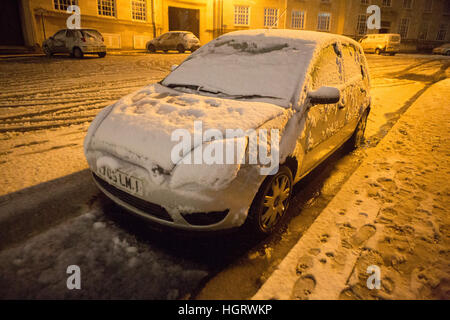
[147, 44, 156, 53]
[98, 52, 106, 58]
[348, 108, 369, 149]
[375, 48, 381, 55]
[245, 166, 293, 236]
[445, 51, 450, 56]
[73, 47, 83, 59]
[177, 44, 185, 53]
[43, 45, 52, 57]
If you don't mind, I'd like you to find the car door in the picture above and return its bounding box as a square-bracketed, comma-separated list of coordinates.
[51, 30, 67, 53]
[300, 43, 346, 174]
[157, 33, 171, 50]
[166, 33, 179, 50]
[64, 30, 76, 53]
[341, 43, 367, 138]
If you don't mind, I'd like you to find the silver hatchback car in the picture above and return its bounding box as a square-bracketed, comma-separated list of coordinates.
[146, 31, 201, 53]
[43, 29, 107, 58]
[85, 30, 371, 236]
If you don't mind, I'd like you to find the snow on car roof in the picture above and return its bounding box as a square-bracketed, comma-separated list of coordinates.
[163, 29, 358, 105]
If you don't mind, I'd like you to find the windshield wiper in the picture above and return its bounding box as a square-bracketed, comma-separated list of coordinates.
[229, 94, 282, 100]
[165, 83, 223, 95]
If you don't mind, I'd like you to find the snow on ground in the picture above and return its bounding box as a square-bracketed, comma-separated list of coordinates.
[253, 78, 450, 300]
[0, 204, 208, 299]
[0, 55, 185, 196]
[0, 53, 449, 299]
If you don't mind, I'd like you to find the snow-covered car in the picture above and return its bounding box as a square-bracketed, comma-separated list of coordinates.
[146, 31, 200, 53]
[432, 43, 450, 55]
[359, 33, 401, 55]
[42, 29, 107, 59]
[84, 30, 371, 236]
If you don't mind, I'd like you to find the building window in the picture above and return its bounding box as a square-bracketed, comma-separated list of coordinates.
[131, 0, 146, 21]
[97, 0, 116, 17]
[424, 0, 432, 12]
[436, 24, 448, 41]
[356, 14, 367, 35]
[264, 8, 279, 28]
[53, 0, 78, 11]
[398, 18, 410, 39]
[234, 6, 250, 26]
[291, 10, 306, 29]
[418, 21, 429, 40]
[317, 12, 331, 31]
[360, 0, 369, 4]
[382, 0, 392, 7]
[403, 0, 413, 9]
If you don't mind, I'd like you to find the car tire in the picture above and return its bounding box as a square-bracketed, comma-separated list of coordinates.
[348, 108, 370, 150]
[445, 51, 450, 56]
[73, 47, 83, 59]
[244, 166, 293, 237]
[375, 48, 381, 55]
[43, 45, 52, 57]
[98, 52, 106, 58]
[147, 44, 156, 53]
[390, 53, 396, 56]
[177, 44, 185, 53]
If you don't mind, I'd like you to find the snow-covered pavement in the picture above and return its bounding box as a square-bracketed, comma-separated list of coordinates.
[254, 78, 450, 300]
[0, 53, 448, 299]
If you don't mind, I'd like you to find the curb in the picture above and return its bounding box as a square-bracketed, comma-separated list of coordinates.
[0, 169, 99, 251]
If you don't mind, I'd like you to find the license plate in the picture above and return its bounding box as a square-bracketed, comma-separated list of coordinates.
[97, 166, 144, 196]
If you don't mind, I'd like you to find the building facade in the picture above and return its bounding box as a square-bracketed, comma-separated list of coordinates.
[1, 0, 449, 52]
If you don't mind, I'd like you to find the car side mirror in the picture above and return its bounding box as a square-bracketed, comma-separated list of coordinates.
[307, 86, 340, 105]
[171, 64, 178, 71]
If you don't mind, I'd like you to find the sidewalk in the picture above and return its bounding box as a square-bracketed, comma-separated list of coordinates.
[254, 79, 450, 300]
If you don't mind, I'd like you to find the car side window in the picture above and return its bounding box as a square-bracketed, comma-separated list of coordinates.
[53, 30, 66, 40]
[342, 44, 363, 82]
[310, 44, 343, 90]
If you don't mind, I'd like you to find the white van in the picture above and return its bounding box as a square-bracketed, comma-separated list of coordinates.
[359, 33, 401, 55]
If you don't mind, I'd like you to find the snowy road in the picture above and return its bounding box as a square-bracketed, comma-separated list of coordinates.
[0, 53, 448, 299]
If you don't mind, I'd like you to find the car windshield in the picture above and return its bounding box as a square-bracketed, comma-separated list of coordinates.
[162, 32, 316, 106]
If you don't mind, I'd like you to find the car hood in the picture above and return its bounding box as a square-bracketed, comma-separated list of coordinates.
[87, 83, 286, 172]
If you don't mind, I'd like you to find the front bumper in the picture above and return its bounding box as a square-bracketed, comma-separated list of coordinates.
[86, 150, 264, 231]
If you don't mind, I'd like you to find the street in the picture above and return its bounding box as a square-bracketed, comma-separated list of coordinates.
[0, 52, 449, 299]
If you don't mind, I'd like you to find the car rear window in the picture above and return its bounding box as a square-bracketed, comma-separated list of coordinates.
[81, 30, 103, 40]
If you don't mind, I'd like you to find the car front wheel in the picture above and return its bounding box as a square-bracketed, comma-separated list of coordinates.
[147, 44, 156, 53]
[245, 166, 293, 236]
[98, 52, 106, 58]
[43, 45, 52, 57]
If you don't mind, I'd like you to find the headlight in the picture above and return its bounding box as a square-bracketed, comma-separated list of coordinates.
[169, 137, 247, 191]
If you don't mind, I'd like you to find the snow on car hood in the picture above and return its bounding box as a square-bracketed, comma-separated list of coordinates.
[89, 83, 286, 172]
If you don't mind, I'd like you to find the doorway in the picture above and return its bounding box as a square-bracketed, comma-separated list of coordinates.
[168, 6, 200, 39]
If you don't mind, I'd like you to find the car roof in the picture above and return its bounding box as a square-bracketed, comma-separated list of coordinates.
[217, 29, 360, 51]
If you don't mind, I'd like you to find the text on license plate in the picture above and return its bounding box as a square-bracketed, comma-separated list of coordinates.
[98, 167, 143, 196]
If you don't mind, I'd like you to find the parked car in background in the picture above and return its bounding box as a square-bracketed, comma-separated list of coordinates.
[359, 33, 401, 55]
[432, 43, 450, 55]
[85, 30, 371, 236]
[42, 29, 107, 58]
[146, 31, 201, 53]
